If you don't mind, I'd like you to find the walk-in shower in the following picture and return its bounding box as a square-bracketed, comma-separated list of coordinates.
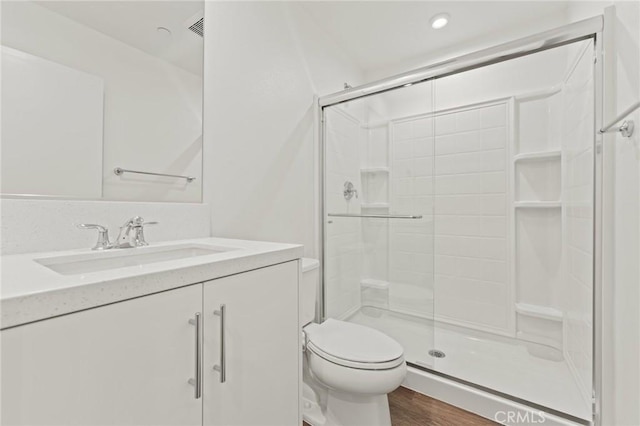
[320, 17, 604, 424]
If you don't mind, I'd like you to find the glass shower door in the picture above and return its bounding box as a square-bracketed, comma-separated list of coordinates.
[322, 35, 596, 423]
[430, 39, 595, 421]
[322, 80, 436, 368]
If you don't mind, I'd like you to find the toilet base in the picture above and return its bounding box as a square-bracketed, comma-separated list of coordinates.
[326, 390, 391, 426]
[302, 382, 392, 426]
[302, 382, 327, 426]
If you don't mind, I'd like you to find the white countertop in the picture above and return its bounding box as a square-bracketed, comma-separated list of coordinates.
[1, 237, 304, 329]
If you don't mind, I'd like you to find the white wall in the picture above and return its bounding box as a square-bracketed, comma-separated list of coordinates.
[202, 2, 364, 256]
[1, 1, 203, 202]
[609, 4, 640, 424]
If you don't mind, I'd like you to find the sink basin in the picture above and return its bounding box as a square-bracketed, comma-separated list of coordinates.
[35, 244, 238, 276]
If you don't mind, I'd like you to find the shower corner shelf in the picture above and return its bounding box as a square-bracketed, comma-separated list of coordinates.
[514, 201, 561, 209]
[360, 278, 389, 289]
[360, 167, 390, 174]
[515, 303, 563, 322]
[515, 85, 562, 101]
[514, 150, 561, 162]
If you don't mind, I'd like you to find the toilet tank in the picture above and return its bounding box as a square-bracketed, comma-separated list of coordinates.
[301, 258, 320, 326]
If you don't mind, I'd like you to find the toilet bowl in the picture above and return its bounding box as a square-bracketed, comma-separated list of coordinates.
[300, 258, 406, 426]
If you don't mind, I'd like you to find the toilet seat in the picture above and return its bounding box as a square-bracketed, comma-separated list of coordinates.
[305, 319, 405, 370]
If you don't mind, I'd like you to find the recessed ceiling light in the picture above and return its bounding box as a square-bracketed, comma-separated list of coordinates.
[430, 13, 450, 30]
[156, 26, 172, 36]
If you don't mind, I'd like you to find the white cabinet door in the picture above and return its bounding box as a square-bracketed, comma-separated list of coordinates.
[1, 285, 203, 426]
[203, 261, 300, 426]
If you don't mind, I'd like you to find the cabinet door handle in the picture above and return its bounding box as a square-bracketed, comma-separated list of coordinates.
[188, 312, 202, 399]
[213, 304, 226, 383]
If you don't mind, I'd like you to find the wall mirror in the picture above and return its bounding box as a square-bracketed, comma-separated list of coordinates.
[1, 1, 204, 202]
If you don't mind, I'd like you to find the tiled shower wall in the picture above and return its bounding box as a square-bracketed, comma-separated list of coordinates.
[389, 117, 435, 317]
[389, 101, 511, 334]
[433, 102, 511, 333]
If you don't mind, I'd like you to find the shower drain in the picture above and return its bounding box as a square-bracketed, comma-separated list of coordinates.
[428, 349, 446, 358]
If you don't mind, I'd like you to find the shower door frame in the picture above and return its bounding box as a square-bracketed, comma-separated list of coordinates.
[318, 15, 607, 425]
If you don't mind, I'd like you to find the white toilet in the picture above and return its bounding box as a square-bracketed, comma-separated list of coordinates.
[301, 258, 406, 426]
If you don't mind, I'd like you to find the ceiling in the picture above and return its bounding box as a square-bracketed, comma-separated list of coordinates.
[36, 1, 203, 76]
[35, 1, 571, 80]
[298, 1, 570, 74]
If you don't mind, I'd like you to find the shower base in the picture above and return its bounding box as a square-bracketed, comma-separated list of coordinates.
[346, 307, 591, 422]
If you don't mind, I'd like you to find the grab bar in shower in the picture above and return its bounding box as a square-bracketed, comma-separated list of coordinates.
[327, 213, 423, 219]
[599, 101, 639, 138]
[114, 167, 196, 183]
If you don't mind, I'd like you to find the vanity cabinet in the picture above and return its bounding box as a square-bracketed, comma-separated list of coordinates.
[203, 261, 300, 426]
[1, 261, 300, 426]
[1, 284, 203, 426]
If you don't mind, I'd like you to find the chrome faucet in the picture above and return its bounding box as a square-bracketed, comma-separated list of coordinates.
[114, 216, 158, 248]
[76, 224, 112, 250]
[77, 216, 157, 250]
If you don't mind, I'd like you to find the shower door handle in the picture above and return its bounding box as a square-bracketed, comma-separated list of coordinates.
[213, 304, 226, 383]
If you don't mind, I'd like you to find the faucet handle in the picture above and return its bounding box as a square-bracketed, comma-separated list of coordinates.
[77, 224, 112, 250]
[136, 221, 158, 247]
[124, 217, 157, 227]
[122, 216, 143, 228]
[77, 223, 107, 232]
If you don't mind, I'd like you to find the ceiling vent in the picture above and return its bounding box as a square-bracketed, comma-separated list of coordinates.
[185, 11, 204, 38]
[188, 17, 203, 37]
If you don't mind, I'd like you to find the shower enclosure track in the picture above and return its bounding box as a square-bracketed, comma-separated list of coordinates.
[319, 16, 602, 107]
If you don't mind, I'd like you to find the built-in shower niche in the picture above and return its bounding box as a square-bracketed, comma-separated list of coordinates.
[515, 155, 561, 202]
[359, 121, 390, 209]
[360, 170, 389, 208]
[515, 88, 562, 154]
[513, 89, 564, 357]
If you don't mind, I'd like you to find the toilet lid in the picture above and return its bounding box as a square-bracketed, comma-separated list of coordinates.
[305, 319, 404, 365]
